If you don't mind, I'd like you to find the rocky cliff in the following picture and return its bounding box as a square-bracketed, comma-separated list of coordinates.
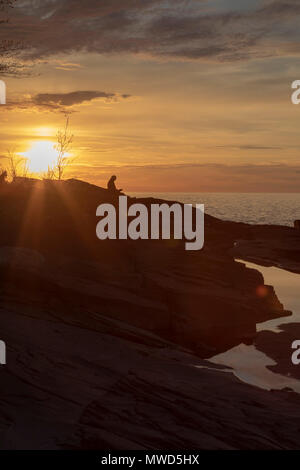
[0, 178, 297, 449]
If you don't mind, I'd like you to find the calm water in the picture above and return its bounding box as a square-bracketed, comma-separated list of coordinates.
[209, 261, 300, 393]
[130, 193, 300, 226]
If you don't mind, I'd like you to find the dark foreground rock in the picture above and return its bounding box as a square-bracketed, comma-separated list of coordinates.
[232, 224, 300, 274]
[0, 178, 289, 355]
[0, 178, 297, 449]
[2, 300, 300, 450]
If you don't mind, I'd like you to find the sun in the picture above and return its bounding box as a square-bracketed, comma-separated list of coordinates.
[21, 140, 59, 174]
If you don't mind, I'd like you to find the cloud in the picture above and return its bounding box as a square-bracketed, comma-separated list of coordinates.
[54, 61, 83, 71]
[4, 89, 131, 112]
[1, 0, 300, 63]
[216, 145, 283, 151]
[34, 91, 117, 107]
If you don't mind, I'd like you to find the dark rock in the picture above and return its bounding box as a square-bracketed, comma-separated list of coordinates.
[0, 177, 297, 449]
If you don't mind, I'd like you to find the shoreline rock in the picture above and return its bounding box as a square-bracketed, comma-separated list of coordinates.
[0, 177, 298, 449]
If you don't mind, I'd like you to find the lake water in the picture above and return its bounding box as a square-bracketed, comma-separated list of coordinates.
[130, 192, 300, 227]
[209, 260, 300, 393]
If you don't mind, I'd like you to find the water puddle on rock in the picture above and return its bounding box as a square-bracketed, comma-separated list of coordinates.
[208, 260, 300, 393]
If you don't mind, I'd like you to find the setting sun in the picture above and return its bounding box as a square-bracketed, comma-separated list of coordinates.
[21, 141, 59, 173]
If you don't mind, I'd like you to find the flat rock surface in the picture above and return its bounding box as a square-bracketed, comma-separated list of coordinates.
[2, 303, 300, 450]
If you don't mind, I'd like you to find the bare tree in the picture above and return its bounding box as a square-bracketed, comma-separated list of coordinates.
[0, 0, 23, 76]
[0, 162, 7, 184]
[6, 148, 29, 180]
[43, 164, 56, 180]
[54, 115, 74, 180]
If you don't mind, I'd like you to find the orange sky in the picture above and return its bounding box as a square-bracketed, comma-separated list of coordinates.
[1, 0, 300, 191]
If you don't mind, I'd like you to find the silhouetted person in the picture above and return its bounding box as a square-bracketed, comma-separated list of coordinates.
[107, 175, 123, 195]
[0, 170, 7, 185]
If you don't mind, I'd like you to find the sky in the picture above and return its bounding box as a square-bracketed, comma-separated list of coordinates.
[0, 0, 300, 191]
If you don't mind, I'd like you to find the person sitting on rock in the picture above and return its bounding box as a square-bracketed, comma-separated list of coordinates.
[107, 175, 123, 195]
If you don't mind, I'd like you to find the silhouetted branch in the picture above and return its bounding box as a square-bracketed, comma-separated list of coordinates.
[0, 1, 25, 76]
[5, 148, 29, 180]
[53, 116, 74, 180]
